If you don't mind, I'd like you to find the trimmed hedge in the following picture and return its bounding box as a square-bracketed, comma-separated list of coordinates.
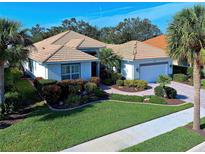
[154, 86, 166, 98]
[34, 78, 57, 92]
[84, 82, 97, 94]
[123, 80, 147, 90]
[89, 77, 100, 86]
[173, 74, 188, 82]
[154, 86, 177, 99]
[110, 94, 144, 102]
[116, 80, 124, 86]
[42, 84, 61, 104]
[164, 86, 177, 99]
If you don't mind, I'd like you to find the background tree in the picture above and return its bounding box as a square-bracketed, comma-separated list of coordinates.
[30, 24, 46, 43]
[62, 18, 100, 40]
[167, 5, 205, 130]
[100, 18, 162, 44]
[0, 18, 33, 104]
[29, 17, 161, 44]
[98, 48, 122, 72]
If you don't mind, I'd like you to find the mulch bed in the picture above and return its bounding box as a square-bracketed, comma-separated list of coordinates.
[0, 111, 30, 129]
[112, 85, 151, 93]
[165, 98, 186, 105]
[184, 125, 205, 137]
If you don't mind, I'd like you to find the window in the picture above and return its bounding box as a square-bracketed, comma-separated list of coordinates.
[61, 63, 80, 80]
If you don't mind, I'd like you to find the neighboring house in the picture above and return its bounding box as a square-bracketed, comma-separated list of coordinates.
[24, 30, 105, 81]
[107, 41, 172, 83]
[143, 35, 190, 66]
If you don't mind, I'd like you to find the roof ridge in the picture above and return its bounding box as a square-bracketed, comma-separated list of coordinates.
[51, 30, 71, 44]
[42, 45, 64, 63]
[75, 38, 85, 49]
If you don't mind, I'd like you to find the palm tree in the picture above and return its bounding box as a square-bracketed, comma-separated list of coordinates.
[0, 18, 33, 104]
[98, 48, 122, 72]
[167, 5, 205, 130]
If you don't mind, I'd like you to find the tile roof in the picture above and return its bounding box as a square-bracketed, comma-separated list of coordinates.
[29, 30, 105, 63]
[143, 35, 167, 50]
[106, 40, 168, 61]
[47, 46, 98, 62]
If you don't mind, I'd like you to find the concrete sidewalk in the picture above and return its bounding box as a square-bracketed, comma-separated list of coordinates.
[188, 141, 205, 152]
[63, 108, 205, 152]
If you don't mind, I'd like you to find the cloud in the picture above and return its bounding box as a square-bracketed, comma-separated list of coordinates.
[89, 2, 204, 29]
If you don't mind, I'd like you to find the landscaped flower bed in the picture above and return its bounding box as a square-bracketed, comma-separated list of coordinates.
[110, 94, 186, 105]
[112, 79, 148, 92]
[34, 77, 108, 110]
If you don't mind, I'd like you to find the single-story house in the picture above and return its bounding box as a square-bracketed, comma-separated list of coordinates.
[143, 35, 190, 66]
[24, 30, 105, 80]
[107, 41, 173, 83]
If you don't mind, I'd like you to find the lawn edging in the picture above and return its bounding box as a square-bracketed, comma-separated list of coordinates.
[109, 99, 193, 107]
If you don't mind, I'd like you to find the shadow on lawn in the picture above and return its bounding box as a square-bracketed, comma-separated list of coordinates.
[28, 102, 97, 122]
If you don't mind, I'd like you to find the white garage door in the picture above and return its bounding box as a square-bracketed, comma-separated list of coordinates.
[139, 62, 168, 83]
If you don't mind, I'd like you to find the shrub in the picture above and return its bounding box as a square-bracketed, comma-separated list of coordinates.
[164, 86, 177, 99]
[173, 73, 188, 82]
[102, 78, 113, 85]
[33, 77, 43, 88]
[157, 75, 172, 87]
[133, 80, 148, 90]
[81, 95, 89, 104]
[94, 88, 106, 98]
[35, 79, 57, 92]
[154, 86, 177, 99]
[64, 94, 81, 105]
[187, 67, 193, 78]
[4, 91, 22, 113]
[116, 80, 124, 86]
[124, 80, 147, 90]
[68, 85, 81, 94]
[90, 77, 100, 86]
[74, 79, 84, 90]
[154, 86, 166, 98]
[201, 68, 205, 78]
[124, 80, 133, 87]
[201, 79, 205, 87]
[84, 82, 97, 94]
[110, 94, 144, 102]
[5, 80, 16, 92]
[10, 67, 23, 81]
[143, 95, 167, 104]
[42, 84, 61, 104]
[100, 69, 110, 80]
[111, 72, 122, 83]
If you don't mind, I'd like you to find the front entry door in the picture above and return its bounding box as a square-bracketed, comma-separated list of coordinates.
[91, 62, 97, 77]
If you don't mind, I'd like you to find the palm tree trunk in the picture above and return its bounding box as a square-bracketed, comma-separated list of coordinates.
[193, 59, 201, 130]
[0, 61, 4, 104]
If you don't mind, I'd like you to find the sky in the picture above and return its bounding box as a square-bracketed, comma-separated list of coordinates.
[0, 2, 204, 33]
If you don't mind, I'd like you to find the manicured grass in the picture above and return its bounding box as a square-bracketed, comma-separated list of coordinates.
[110, 94, 167, 104]
[110, 94, 144, 102]
[122, 118, 205, 152]
[0, 101, 192, 152]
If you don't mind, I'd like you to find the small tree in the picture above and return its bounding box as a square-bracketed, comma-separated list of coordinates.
[157, 75, 172, 87]
[98, 48, 122, 72]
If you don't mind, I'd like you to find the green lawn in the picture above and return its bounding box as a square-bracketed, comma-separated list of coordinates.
[0, 101, 192, 152]
[122, 118, 205, 152]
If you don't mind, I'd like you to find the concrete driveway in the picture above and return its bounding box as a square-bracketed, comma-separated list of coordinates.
[101, 81, 205, 108]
